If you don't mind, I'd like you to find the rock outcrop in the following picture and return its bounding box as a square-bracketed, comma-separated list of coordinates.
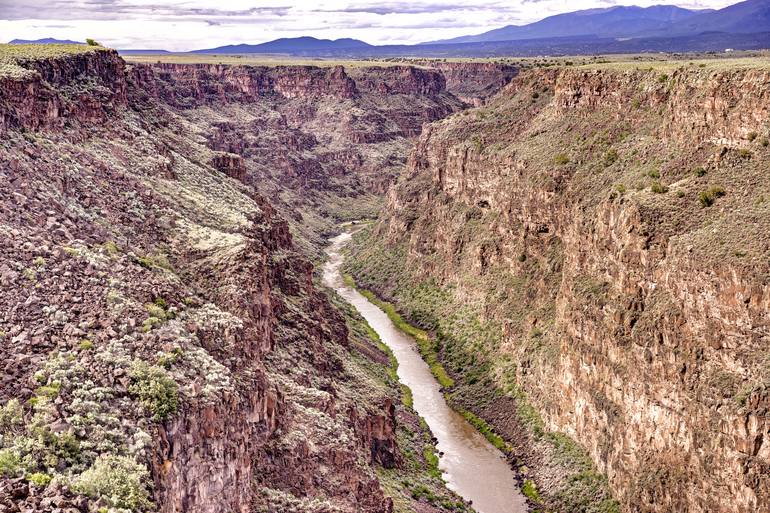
[348, 65, 770, 513]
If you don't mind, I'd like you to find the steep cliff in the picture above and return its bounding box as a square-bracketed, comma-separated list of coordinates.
[346, 63, 770, 512]
[0, 45, 468, 513]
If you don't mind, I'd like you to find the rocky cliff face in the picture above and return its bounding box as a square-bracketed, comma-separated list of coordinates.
[0, 47, 127, 132]
[348, 64, 770, 512]
[0, 46, 469, 513]
[424, 61, 519, 105]
[125, 60, 474, 258]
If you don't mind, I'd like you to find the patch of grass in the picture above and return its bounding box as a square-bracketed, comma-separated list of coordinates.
[698, 185, 726, 207]
[554, 153, 570, 165]
[650, 181, 668, 194]
[693, 166, 707, 177]
[603, 149, 619, 166]
[356, 286, 455, 388]
[522, 479, 542, 503]
[458, 408, 512, 453]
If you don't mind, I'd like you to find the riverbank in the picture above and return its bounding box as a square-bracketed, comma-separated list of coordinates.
[326, 232, 528, 513]
[342, 227, 621, 513]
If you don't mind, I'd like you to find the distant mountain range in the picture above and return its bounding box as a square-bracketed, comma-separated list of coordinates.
[9, 38, 83, 45]
[428, 0, 770, 44]
[191, 37, 372, 55]
[7, 0, 770, 57]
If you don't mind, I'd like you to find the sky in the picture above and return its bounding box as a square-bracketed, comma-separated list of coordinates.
[0, 0, 737, 51]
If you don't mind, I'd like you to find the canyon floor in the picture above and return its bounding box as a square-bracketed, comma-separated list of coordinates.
[0, 44, 768, 513]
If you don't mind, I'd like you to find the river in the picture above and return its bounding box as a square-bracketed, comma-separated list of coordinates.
[323, 231, 528, 513]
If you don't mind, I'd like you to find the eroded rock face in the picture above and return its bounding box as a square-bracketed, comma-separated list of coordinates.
[357, 66, 770, 512]
[209, 152, 246, 182]
[0, 49, 127, 131]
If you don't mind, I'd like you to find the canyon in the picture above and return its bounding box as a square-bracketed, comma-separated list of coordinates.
[0, 42, 768, 513]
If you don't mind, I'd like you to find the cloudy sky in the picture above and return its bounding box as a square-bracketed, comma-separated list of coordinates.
[0, 0, 736, 51]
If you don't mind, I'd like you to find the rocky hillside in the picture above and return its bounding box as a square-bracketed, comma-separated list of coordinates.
[346, 63, 770, 512]
[126, 60, 480, 259]
[0, 45, 484, 513]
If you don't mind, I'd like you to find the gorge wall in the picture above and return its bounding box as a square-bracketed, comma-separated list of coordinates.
[0, 45, 500, 513]
[125, 59, 476, 257]
[347, 65, 770, 512]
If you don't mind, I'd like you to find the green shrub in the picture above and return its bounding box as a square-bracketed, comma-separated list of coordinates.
[0, 399, 23, 432]
[698, 186, 726, 207]
[603, 149, 619, 166]
[102, 241, 120, 255]
[74, 455, 152, 510]
[0, 449, 20, 477]
[522, 479, 542, 503]
[761, 138, 769, 147]
[738, 148, 752, 159]
[129, 361, 178, 420]
[693, 166, 706, 177]
[647, 169, 660, 179]
[27, 472, 52, 487]
[747, 131, 758, 142]
[554, 153, 570, 165]
[650, 181, 668, 194]
[657, 74, 668, 83]
[85, 38, 100, 46]
[78, 339, 94, 351]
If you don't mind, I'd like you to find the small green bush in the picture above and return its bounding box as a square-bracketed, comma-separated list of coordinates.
[693, 166, 706, 177]
[74, 455, 152, 510]
[522, 479, 542, 503]
[761, 138, 769, 147]
[102, 241, 120, 255]
[0, 449, 20, 477]
[738, 148, 752, 159]
[647, 169, 660, 179]
[650, 181, 668, 194]
[747, 131, 758, 142]
[129, 361, 178, 420]
[657, 74, 668, 83]
[603, 149, 619, 166]
[0, 399, 23, 432]
[698, 186, 726, 207]
[85, 38, 100, 46]
[554, 153, 570, 165]
[27, 472, 52, 487]
[78, 339, 94, 351]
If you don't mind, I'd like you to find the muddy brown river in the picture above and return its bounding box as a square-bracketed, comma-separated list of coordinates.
[323, 232, 528, 513]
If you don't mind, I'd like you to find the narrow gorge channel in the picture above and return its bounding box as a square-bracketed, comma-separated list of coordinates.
[323, 231, 528, 513]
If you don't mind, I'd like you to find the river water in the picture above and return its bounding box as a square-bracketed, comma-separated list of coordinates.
[323, 232, 528, 513]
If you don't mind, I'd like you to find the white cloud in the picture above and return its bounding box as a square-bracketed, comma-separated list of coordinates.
[0, 0, 739, 51]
